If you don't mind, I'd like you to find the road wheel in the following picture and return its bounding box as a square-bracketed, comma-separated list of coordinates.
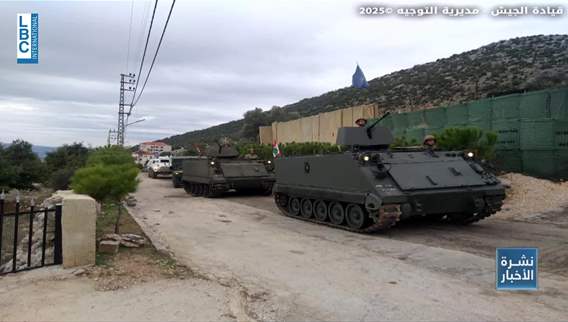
[289, 197, 301, 216]
[183, 182, 192, 194]
[313, 200, 328, 222]
[190, 183, 199, 196]
[261, 183, 274, 196]
[329, 202, 345, 225]
[346, 204, 367, 229]
[197, 184, 206, 196]
[275, 193, 288, 209]
[300, 199, 313, 219]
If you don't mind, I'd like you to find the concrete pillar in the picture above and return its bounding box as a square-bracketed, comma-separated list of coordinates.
[59, 191, 97, 268]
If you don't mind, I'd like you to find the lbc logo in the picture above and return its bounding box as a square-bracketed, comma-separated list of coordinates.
[17, 13, 39, 64]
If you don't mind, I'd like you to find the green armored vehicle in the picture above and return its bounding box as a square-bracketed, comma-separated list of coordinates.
[171, 156, 199, 188]
[182, 143, 275, 197]
[273, 116, 505, 233]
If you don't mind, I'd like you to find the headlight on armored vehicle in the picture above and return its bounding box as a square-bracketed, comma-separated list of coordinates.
[363, 155, 370, 162]
[467, 152, 474, 158]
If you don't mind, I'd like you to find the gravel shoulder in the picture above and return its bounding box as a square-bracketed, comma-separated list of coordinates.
[0, 266, 237, 322]
[128, 175, 568, 321]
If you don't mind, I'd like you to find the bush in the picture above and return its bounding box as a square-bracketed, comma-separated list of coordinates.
[71, 164, 139, 202]
[279, 142, 343, 156]
[71, 146, 139, 202]
[236, 142, 343, 159]
[436, 127, 497, 160]
[0, 140, 47, 190]
[71, 146, 139, 234]
[49, 168, 77, 191]
[392, 127, 498, 160]
[45, 143, 90, 190]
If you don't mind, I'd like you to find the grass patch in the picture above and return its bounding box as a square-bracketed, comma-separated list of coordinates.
[96, 201, 143, 238]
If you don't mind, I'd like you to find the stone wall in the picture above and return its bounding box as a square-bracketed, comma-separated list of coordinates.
[265, 104, 379, 144]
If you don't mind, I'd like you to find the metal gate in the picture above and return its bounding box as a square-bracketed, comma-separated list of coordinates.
[0, 195, 62, 275]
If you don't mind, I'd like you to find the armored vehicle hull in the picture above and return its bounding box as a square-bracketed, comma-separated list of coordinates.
[171, 156, 199, 188]
[272, 120, 505, 233]
[182, 157, 275, 197]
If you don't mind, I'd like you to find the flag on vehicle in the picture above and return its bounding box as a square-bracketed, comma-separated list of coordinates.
[352, 64, 369, 89]
[272, 141, 281, 158]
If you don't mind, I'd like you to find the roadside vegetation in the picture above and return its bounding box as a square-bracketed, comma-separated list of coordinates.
[71, 146, 139, 233]
[233, 127, 497, 160]
[392, 127, 498, 160]
[0, 140, 47, 190]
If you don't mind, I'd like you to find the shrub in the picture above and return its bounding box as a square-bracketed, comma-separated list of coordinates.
[45, 143, 90, 190]
[49, 168, 77, 191]
[71, 146, 139, 233]
[236, 142, 343, 159]
[0, 140, 47, 189]
[71, 164, 138, 202]
[436, 127, 498, 160]
[392, 127, 498, 160]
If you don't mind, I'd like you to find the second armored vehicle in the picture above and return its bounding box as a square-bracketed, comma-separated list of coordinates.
[182, 143, 275, 197]
[171, 156, 199, 188]
[273, 116, 505, 233]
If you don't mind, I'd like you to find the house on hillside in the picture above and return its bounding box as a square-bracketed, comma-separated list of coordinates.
[134, 141, 172, 166]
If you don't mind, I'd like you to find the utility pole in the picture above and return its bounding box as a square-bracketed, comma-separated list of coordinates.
[117, 73, 136, 146]
[107, 129, 118, 146]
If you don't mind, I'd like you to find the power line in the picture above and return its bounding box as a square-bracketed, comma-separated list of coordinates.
[130, 0, 159, 110]
[133, 0, 176, 107]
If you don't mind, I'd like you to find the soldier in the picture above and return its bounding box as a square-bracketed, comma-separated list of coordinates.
[243, 147, 259, 160]
[423, 134, 437, 151]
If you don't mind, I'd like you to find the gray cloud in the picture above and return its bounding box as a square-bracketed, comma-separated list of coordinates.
[0, 0, 566, 146]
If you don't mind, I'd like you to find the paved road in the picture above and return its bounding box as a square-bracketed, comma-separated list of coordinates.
[130, 176, 568, 321]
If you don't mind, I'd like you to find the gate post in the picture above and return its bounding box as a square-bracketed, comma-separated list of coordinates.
[53, 205, 63, 265]
[59, 192, 96, 268]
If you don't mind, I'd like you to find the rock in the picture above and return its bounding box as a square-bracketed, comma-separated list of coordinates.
[41, 195, 63, 209]
[120, 240, 140, 248]
[126, 195, 137, 207]
[153, 209, 161, 212]
[121, 234, 146, 247]
[73, 268, 88, 276]
[99, 240, 119, 254]
[500, 178, 512, 189]
[101, 233, 122, 242]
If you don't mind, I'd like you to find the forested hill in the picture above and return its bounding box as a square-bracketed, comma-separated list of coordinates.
[164, 34, 568, 147]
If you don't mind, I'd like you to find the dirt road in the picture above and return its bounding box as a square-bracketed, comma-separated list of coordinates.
[129, 176, 568, 321]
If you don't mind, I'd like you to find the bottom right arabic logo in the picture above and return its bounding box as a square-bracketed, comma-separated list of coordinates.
[496, 247, 538, 290]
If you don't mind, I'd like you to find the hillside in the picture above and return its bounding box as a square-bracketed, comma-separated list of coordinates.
[1, 143, 55, 159]
[164, 34, 568, 147]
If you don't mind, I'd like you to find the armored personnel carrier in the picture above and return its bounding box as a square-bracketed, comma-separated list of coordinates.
[273, 115, 505, 233]
[182, 143, 275, 197]
[171, 156, 199, 188]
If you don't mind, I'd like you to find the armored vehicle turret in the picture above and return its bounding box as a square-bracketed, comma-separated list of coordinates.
[272, 116, 505, 233]
[182, 143, 275, 197]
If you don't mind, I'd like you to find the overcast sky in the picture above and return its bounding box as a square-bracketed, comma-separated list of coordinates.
[1, 0, 566, 147]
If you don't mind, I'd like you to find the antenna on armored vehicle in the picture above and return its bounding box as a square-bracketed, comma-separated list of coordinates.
[365, 112, 391, 139]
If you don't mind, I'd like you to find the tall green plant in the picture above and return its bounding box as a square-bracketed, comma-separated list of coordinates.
[436, 127, 497, 160]
[392, 127, 498, 160]
[71, 146, 139, 233]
